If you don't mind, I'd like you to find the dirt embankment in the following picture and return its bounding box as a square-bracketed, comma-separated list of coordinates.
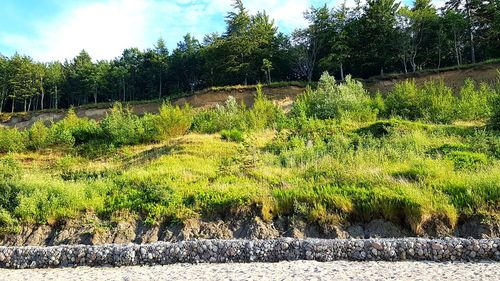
[2, 62, 499, 129]
[365, 63, 500, 93]
[1, 215, 498, 247]
[0, 86, 304, 130]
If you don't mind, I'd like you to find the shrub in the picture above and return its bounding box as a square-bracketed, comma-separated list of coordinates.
[220, 129, 245, 142]
[154, 103, 192, 140]
[192, 96, 248, 133]
[385, 80, 421, 120]
[386, 79, 455, 123]
[0, 127, 25, 153]
[49, 108, 101, 147]
[292, 73, 376, 122]
[25, 121, 50, 150]
[247, 84, 284, 130]
[0, 157, 21, 212]
[100, 103, 154, 146]
[490, 79, 500, 129]
[444, 151, 488, 170]
[456, 79, 492, 120]
[419, 80, 455, 124]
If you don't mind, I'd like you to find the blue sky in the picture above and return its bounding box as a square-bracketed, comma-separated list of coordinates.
[0, 0, 440, 62]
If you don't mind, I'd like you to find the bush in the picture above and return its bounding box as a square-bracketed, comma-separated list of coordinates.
[25, 121, 50, 150]
[154, 103, 192, 140]
[247, 84, 284, 130]
[384, 80, 421, 120]
[292, 73, 376, 122]
[419, 80, 455, 124]
[386, 79, 455, 123]
[192, 96, 248, 133]
[100, 103, 154, 146]
[444, 151, 488, 170]
[220, 129, 245, 142]
[457, 79, 493, 120]
[0, 127, 25, 153]
[490, 78, 500, 129]
[49, 108, 101, 147]
[0, 157, 21, 212]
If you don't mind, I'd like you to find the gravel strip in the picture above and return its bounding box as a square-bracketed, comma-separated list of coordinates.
[0, 238, 499, 269]
[0, 260, 499, 281]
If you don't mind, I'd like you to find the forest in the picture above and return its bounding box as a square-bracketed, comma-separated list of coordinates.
[0, 0, 498, 113]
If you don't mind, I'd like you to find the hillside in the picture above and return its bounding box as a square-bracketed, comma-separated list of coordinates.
[1, 62, 499, 130]
[0, 71, 499, 246]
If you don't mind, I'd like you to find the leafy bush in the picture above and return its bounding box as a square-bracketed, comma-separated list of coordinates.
[192, 96, 248, 133]
[0, 157, 21, 212]
[247, 84, 284, 130]
[456, 79, 493, 120]
[385, 80, 422, 120]
[292, 72, 376, 122]
[490, 81, 500, 129]
[153, 103, 193, 140]
[444, 151, 488, 170]
[220, 129, 245, 142]
[100, 103, 155, 146]
[49, 108, 101, 147]
[0, 127, 25, 153]
[419, 80, 455, 124]
[25, 121, 50, 150]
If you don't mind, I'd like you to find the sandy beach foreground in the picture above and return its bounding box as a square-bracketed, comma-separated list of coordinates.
[0, 260, 498, 281]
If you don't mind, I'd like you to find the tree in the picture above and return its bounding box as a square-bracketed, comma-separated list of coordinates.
[45, 62, 64, 109]
[360, 0, 400, 75]
[0, 55, 8, 113]
[153, 37, 169, 99]
[293, 5, 331, 82]
[262, 58, 273, 84]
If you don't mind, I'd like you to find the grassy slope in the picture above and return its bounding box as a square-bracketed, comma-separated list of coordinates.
[3, 119, 498, 235]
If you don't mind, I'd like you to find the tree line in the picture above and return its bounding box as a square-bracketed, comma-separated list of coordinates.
[0, 0, 498, 113]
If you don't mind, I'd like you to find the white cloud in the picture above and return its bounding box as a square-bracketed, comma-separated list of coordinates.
[0, 0, 449, 62]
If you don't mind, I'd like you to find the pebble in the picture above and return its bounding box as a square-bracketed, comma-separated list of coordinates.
[0, 238, 498, 269]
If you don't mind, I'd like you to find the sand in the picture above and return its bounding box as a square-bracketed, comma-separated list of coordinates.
[0, 260, 498, 281]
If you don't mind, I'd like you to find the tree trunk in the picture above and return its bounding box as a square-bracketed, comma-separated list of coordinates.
[158, 72, 162, 99]
[454, 31, 461, 66]
[55, 85, 58, 110]
[11, 97, 15, 113]
[0, 97, 4, 114]
[340, 62, 345, 81]
[465, 2, 476, 64]
[122, 79, 126, 102]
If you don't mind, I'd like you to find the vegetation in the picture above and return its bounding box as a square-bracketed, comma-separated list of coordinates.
[0, 74, 498, 235]
[0, 0, 499, 113]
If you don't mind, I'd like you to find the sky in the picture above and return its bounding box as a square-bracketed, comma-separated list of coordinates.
[0, 0, 443, 62]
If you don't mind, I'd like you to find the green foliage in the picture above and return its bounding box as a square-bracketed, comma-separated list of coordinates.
[292, 72, 376, 122]
[385, 80, 421, 120]
[444, 151, 488, 170]
[247, 84, 284, 130]
[457, 79, 493, 120]
[0, 127, 25, 153]
[386, 80, 455, 123]
[154, 103, 193, 140]
[220, 129, 245, 142]
[49, 108, 101, 146]
[25, 121, 50, 150]
[192, 96, 248, 133]
[0, 157, 21, 213]
[101, 103, 155, 146]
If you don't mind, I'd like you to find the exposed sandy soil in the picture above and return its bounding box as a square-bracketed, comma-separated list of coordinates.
[2, 63, 498, 130]
[1, 261, 498, 281]
[365, 63, 500, 93]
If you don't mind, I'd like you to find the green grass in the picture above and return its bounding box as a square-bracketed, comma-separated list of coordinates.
[0, 77, 499, 236]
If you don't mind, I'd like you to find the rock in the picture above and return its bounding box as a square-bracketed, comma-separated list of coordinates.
[371, 242, 384, 250]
